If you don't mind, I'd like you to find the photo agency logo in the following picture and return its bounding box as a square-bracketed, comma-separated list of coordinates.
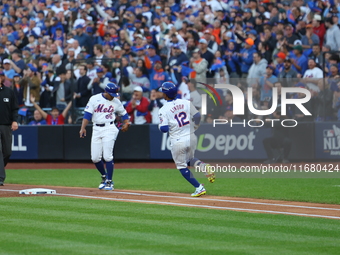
[197, 82, 223, 108]
[200, 83, 312, 128]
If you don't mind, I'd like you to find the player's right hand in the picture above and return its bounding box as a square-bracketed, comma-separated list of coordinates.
[79, 129, 86, 138]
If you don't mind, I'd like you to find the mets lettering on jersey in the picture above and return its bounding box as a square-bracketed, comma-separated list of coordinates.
[85, 94, 127, 124]
[94, 104, 115, 113]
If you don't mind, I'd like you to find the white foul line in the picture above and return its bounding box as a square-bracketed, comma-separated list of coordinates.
[112, 191, 340, 211]
[55, 192, 340, 220]
[0, 188, 339, 220]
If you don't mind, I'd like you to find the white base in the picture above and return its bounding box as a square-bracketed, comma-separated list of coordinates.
[19, 188, 57, 195]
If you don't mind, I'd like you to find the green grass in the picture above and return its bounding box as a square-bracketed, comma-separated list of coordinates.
[0, 196, 339, 255]
[6, 168, 340, 204]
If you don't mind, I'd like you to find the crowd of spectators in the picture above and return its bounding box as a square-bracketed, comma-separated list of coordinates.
[1, 0, 340, 125]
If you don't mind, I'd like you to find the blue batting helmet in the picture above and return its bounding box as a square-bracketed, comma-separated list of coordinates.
[159, 82, 177, 99]
[105, 83, 119, 97]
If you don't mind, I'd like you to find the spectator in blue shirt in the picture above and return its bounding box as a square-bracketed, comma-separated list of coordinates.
[259, 65, 278, 103]
[149, 60, 171, 90]
[28, 110, 47, 126]
[239, 38, 256, 78]
[291, 45, 308, 76]
[146, 45, 161, 68]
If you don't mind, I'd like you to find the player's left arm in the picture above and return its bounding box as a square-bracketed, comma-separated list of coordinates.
[158, 111, 169, 133]
[116, 101, 131, 132]
[190, 102, 201, 129]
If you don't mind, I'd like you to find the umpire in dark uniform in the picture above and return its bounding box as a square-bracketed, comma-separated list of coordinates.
[0, 71, 19, 185]
[263, 108, 292, 164]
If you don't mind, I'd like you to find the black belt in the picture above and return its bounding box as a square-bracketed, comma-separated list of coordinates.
[95, 122, 113, 127]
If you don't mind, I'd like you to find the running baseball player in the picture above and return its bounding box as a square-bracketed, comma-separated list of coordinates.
[79, 83, 130, 191]
[158, 82, 215, 197]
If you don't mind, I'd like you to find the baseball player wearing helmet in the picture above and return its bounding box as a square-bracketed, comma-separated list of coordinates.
[79, 83, 131, 191]
[158, 82, 215, 197]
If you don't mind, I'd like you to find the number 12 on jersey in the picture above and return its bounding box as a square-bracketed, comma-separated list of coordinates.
[174, 112, 190, 127]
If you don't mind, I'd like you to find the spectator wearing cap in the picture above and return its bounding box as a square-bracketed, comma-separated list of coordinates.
[134, 19, 144, 35]
[244, 8, 255, 25]
[6, 23, 19, 43]
[3, 59, 15, 81]
[324, 17, 340, 51]
[198, 38, 215, 72]
[52, 0, 63, 14]
[174, 11, 189, 31]
[20, 63, 41, 107]
[166, 33, 187, 55]
[146, 45, 161, 67]
[247, 52, 268, 86]
[274, 52, 286, 76]
[8, 51, 26, 76]
[73, 65, 91, 107]
[291, 45, 308, 75]
[303, 58, 324, 92]
[94, 3, 112, 20]
[74, 24, 93, 55]
[39, 68, 57, 108]
[328, 64, 340, 83]
[89, 68, 109, 95]
[102, 33, 116, 48]
[53, 27, 64, 46]
[85, 60, 97, 81]
[142, 3, 153, 27]
[49, 17, 64, 38]
[125, 86, 151, 124]
[301, 24, 320, 49]
[238, 38, 256, 78]
[223, 40, 239, 78]
[258, 65, 278, 103]
[176, 76, 190, 100]
[278, 57, 298, 87]
[284, 24, 299, 52]
[247, 30, 259, 48]
[203, 29, 218, 54]
[189, 48, 209, 85]
[167, 43, 189, 70]
[312, 14, 326, 47]
[22, 47, 33, 64]
[150, 60, 171, 91]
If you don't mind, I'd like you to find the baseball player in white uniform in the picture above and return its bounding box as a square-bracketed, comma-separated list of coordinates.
[158, 82, 215, 197]
[79, 83, 130, 191]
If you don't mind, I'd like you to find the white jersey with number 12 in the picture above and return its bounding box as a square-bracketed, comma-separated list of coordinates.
[158, 99, 198, 139]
